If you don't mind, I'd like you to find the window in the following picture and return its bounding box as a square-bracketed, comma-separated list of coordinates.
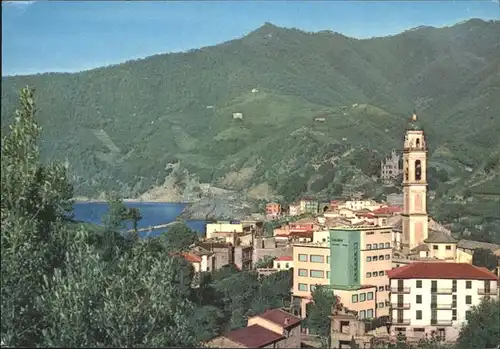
[326, 271, 330, 279]
[466, 281, 472, 289]
[285, 263, 289, 268]
[416, 295, 422, 304]
[359, 310, 366, 319]
[352, 294, 359, 303]
[310, 270, 325, 278]
[465, 310, 471, 320]
[299, 254, 307, 262]
[446, 245, 451, 250]
[385, 242, 390, 248]
[379, 255, 384, 260]
[379, 271, 385, 276]
[298, 269, 308, 277]
[466, 295, 472, 304]
[378, 286, 384, 291]
[366, 272, 372, 278]
[367, 309, 374, 319]
[367, 292, 374, 300]
[373, 271, 378, 277]
[373, 243, 378, 249]
[310, 255, 324, 263]
[378, 302, 384, 308]
[373, 256, 378, 261]
[385, 254, 391, 260]
[433, 245, 438, 250]
[416, 280, 422, 288]
[452, 280, 457, 293]
[452, 309, 457, 321]
[416, 310, 422, 320]
[415, 160, 422, 180]
[277, 263, 281, 268]
[366, 244, 372, 250]
[298, 283, 308, 291]
[366, 256, 372, 262]
[360, 293, 366, 302]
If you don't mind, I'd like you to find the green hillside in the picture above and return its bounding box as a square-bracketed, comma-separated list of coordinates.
[1, 19, 499, 238]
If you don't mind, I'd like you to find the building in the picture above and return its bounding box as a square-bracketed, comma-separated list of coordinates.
[289, 202, 301, 216]
[206, 309, 301, 348]
[292, 226, 393, 319]
[299, 197, 319, 215]
[197, 241, 234, 270]
[387, 262, 498, 342]
[381, 149, 402, 184]
[401, 113, 429, 250]
[206, 221, 243, 239]
[266, 202, 282, 218]
[341, 199, 381, 212]
[273, 256, 293, 271]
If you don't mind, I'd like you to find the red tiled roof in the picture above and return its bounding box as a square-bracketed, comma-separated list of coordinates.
[275, 256, 293, 261]
[256, 309, 301, 329]
[223, 324, 284, 348]
[387, 262, 498, 280]
[182, 252, 202, 263]
[373, 206, 403, 215]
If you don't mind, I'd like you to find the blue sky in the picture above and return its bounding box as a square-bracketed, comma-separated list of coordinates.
[2, 0, 499, 76]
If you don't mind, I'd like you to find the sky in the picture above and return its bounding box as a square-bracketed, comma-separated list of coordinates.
[2, 0, 499, 76]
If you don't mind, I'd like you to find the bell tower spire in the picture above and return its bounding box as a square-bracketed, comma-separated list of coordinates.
[402, 112, 428, 249]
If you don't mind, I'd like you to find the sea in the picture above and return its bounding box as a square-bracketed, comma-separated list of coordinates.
[73, 202, 207, 238]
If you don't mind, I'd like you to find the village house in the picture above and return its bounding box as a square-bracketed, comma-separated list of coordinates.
[266, 202, 282, 218]
[205, 221, 243, 239]
[288, 202, 301, 216]
[387, 262, 498, 342]
[273, 255, 293, 270]
[206, 309, 301, 348]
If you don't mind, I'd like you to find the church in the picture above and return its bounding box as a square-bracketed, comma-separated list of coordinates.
[389, 114, 475, 265]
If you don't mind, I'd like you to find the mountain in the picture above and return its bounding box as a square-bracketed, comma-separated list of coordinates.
[1, 19, 499, 239]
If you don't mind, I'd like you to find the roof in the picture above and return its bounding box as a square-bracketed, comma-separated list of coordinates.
[457, 239, 500, 252]
[222, 324, 284, 348]
[256, 309, 301, 330]
[387, 262, 498, 280]
[289, 231, 313, 238]
[181, 252, 202, 263]
[424, 230, 458, 244]
[275, 255, 293, 261]
[410, 243, 430, 253]
[373, 206, 403, 215]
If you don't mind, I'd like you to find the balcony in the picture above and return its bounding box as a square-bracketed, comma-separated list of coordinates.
[430, 288, 453, 295]
[391, 303, 411, 310]
[431, 303, 453, 310]
[390, 287, 411, 294]
[478, 289, 497, 295]
[431, 319, 453, 326]
[393, 318, 411, 325]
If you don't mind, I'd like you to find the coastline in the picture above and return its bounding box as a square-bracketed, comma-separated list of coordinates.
[72, 197, 189, 204]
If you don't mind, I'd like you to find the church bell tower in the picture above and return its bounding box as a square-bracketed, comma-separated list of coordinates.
[402, 113, 428, 249]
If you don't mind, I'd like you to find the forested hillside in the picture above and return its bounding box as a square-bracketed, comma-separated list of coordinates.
[1, 19, 499, 238]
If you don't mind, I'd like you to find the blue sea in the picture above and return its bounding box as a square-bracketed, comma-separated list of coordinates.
[73, 202, 207, 238]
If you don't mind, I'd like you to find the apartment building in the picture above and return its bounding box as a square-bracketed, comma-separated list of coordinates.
[292, 226, 392, 319]
[330, 226, 392, 317]
[206, 221, 243, 239]
[266, 202, 282, 217]
[299, 197, 319, 214]
[387, 262, 498, 342]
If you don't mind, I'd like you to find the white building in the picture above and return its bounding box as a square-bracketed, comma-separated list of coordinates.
[387, 262, 498, 342]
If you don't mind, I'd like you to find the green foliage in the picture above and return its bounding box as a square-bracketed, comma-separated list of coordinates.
[456, 297, 500, 349]
[162, 222, 198, 252]
[305, 285, 336, 347]
[472, 248, 499, 271]
[254, 255, 276, 268]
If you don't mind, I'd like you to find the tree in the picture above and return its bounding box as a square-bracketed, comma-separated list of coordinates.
[36, 231, 200, 347]
[472, 248, 498, 271]
[305, 285, 336, 348]
[456, 298, 500, 349]
[162, 222, 198, 252]
[102, 193, 129, 231]
[1, 87, 74, 347]
[254, 255, 276, 268]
